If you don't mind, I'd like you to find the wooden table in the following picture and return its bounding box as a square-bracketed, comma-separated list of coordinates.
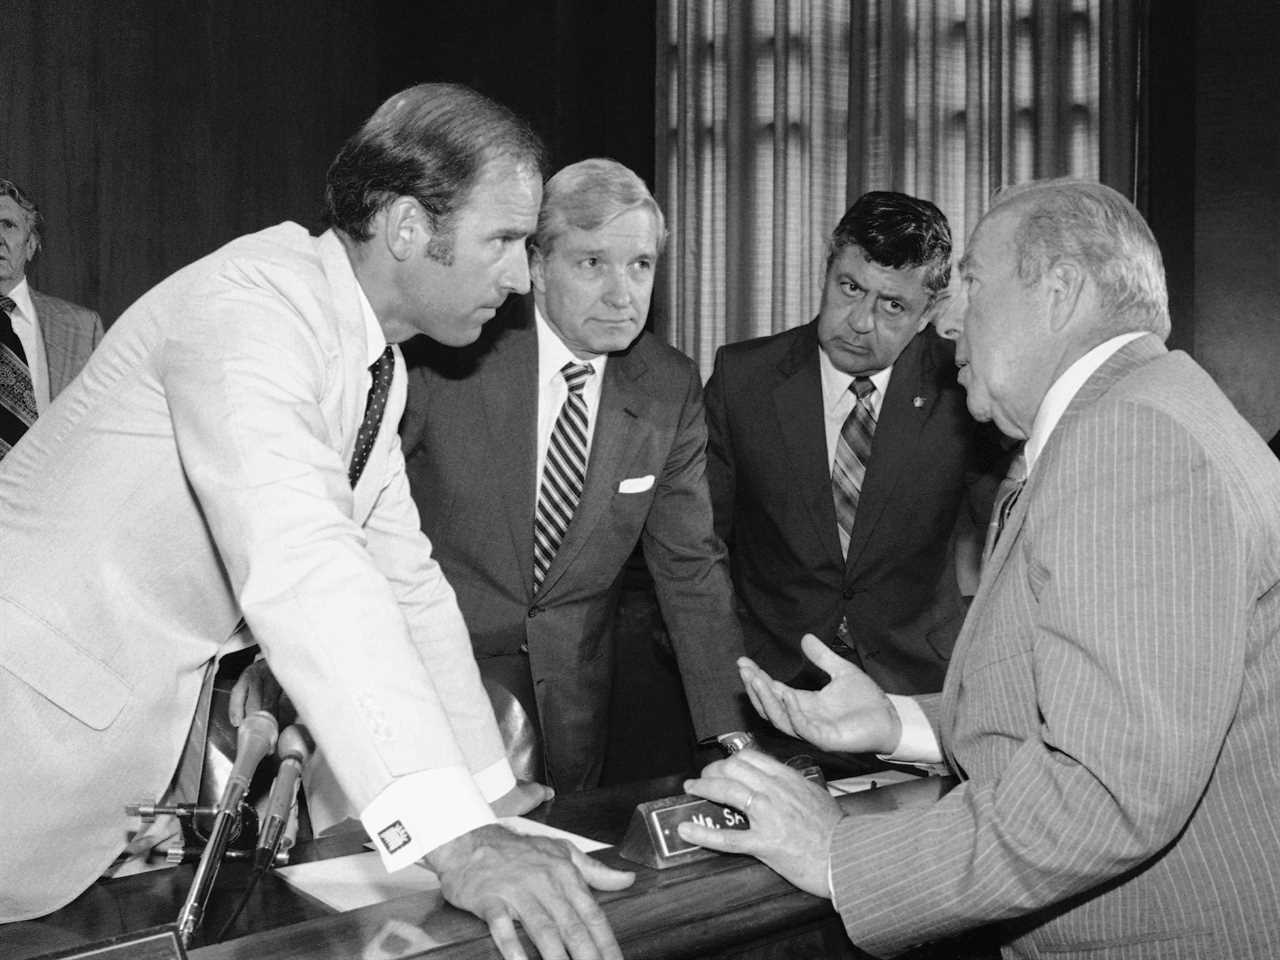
[4, 773, 953, 960]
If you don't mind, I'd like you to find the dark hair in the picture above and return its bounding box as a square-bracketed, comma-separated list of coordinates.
[829, 191, 952, 296]
[0, 178, 43, 252]
[324, 83, 547, 242]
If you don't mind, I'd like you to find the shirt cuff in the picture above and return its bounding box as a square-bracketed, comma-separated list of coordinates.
[360, 765, 497, 872]
[879, 694, 944, 765]
[472, 756, 517, 802]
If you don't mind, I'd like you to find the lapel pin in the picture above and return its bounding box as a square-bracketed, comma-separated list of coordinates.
[912, 395, 925, 408]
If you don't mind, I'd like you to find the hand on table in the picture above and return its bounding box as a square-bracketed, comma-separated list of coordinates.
[678, 749, 841, 898]
[427, 823, 635, 960]
[493, 780, 556, 818]
[739, 633, 900, 755]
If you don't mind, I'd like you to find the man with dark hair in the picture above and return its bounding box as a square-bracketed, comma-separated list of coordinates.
[705, 191, 996, 696]
[400, 157, 749, 791]
[685, 179, 1280, 958]
[0, 178, 103, 460]
[0, 84, 633, 960]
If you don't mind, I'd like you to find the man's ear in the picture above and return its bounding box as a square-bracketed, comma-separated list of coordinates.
[381, 196, 428, 263]
[1046, 259, 1085, 334]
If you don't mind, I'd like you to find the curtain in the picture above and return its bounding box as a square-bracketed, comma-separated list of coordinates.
[656, 0, 1143, 376]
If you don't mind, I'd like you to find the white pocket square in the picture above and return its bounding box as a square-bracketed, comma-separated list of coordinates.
[618, 475, 655, 494]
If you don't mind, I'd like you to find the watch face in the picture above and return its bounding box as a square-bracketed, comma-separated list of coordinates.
[717, 731, 756, 754]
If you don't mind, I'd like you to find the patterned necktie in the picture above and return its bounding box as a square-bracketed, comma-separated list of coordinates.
[831, 376, 877, 559]
[981, 447, 1028, 567]
[348, 345, 395, 488]
[533, 362, 593, 590]
[0, 294, 37, 460]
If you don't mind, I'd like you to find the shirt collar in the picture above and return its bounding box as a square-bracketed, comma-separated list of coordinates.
[6, 277, 34, 323]
[535, 304, 605, 385]
[817, 343, 893, 412]
[355, 275, 386, 367]
[1025, 331, 1145, 471]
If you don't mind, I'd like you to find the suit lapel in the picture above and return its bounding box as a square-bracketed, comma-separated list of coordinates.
[773, 326, 845, 566]
[844, 332, 938, 574]
[480, 315, 541, 597]
[535, 346, 647, 594]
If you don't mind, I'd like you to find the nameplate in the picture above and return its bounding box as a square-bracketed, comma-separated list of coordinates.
[28, 924, 187, 960]
[618, 762, 824, 869]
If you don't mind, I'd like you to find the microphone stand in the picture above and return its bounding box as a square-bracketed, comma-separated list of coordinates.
[176, 710, 278, 948]
[214, 724, 312, 942]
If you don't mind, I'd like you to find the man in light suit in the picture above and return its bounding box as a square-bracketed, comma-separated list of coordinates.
[680, 180, 1280, 958]
[0, 178, 103, 459]
[705, 192, 997, 695]
[0, 84, 634, 960]
[400, 158, 748, 792]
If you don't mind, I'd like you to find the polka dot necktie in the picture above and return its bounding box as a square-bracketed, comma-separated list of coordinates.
[0, 294, 36, 460]
[348, 346, 395, 488]
[532, 362, 594, 589]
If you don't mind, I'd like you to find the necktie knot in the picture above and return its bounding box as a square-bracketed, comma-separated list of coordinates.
[562, 362, 593, 395]
[851, 376, 875, 402]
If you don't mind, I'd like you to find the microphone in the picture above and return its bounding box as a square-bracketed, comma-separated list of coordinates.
[254, 724, 312, 870]
[176, 710, 278, 946]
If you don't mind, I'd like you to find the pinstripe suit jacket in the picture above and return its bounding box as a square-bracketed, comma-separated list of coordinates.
[30, 289, 103, 400]
[829, 336, 1280, 958]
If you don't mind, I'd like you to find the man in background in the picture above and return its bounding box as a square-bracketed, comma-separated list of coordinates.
[0, 84, 632, 960]
[683, 179, 1280, 958]
[0, 178, 103, 460]
[705, 191, 997, 695]
[400, 158, 748, 792]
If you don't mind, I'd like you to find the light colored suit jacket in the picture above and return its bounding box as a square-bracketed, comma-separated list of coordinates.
[0, 224, 505, 921]
[30, 288, 103, 400]
[401, 301, 746, 790]
[829, 336, 1280, 958]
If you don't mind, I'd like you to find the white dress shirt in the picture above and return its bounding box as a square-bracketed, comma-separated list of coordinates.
[4, 277, 52, 411]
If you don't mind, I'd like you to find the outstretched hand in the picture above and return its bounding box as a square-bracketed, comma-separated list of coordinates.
[738, 633, 900, 755]
[679, 749, 841, 897]
[428, 823, 635, 960]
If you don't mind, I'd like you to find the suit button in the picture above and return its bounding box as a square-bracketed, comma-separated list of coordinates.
[842, 586, 856, 599]
[519, 643, 529, 654]
[528, 606, 542, 618]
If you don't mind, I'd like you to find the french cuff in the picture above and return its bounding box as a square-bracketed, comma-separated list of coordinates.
[877, 695, 944, 765]
[473, 756, 516, 803]
[361, 765, 496, 872]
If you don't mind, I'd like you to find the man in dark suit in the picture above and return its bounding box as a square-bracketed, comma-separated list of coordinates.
[683, 180, 1280, 958]
[401, 158, 748, 792]
[705, 191, 995, 695]
[0, 178, 103, 460]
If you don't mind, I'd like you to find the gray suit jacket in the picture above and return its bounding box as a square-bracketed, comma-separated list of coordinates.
[829, 336, 1280, 958]
[401, 301, 746, 790]
[31, 288, 103, 399]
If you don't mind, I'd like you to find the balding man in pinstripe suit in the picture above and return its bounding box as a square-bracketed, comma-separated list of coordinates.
[681, 179, 1280, 959]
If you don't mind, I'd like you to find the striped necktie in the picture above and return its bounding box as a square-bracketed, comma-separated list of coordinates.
[533, 362, 593, 590]
[831, 376, 877, 559]
[982, 447, 1028, 567]
[0, 294, 36, 460]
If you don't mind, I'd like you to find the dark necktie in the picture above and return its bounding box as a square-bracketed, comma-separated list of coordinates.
[533, 362, 593, 590]
[831, 376, 877, 558]
[348, 345, 395, 488]
[0, 294, 37, 459]
[982, 447, 1028, 567]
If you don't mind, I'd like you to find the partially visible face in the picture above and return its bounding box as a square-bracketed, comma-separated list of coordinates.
[531, 207, 659, 360]
[816, 244, 933, 376]
[950, 208, 1047, 439]
[0, 196, 38, 293]
[393, 157, 542, 345]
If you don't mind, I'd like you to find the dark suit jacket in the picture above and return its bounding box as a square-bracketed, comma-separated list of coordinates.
[705, 321, 993, 694]
[831, 337, 1280, 958]
[401, 300, 745, 790]
[31, 288, 103, 399]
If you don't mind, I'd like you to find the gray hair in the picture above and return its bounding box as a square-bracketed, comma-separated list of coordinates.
[531, 158, 666, 257]
[0, 179, 43, 254]
[990, 179, 1169, 340]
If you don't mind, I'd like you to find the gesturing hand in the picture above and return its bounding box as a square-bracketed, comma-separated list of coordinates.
[678, 750, 841, 898]
[427, 823, 635, 960]
[738, 633, 900, 755]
